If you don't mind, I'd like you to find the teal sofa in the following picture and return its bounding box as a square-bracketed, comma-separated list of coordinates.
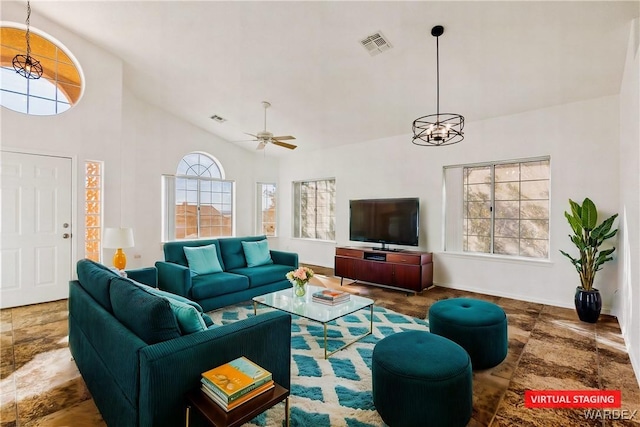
[69, 259, 292, 427]
[156, 235, 298, 311]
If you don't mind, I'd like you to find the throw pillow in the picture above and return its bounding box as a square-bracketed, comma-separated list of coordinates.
[184, 244, 223, 275]
[165, 298, 207, 334]
[201, 312, 215, 327]
[130, 280, 214, 330]
[241, 239, 273, 268]
[135, 281, 204, 312]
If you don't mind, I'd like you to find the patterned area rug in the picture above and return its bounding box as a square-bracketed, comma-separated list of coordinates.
[207, 303, 429, 427]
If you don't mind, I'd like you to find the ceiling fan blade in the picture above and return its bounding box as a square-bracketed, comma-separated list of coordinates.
[272, 140, 297, 150]
[272, 135, 296, 141]
[256, 141, 267, 150]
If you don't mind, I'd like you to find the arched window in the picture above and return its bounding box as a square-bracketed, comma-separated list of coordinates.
[176, 152, 223, 178]
[0, 25, 84, 115]
[162, 153, 234, 240]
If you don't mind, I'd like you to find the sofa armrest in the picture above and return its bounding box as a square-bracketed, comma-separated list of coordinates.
[125, 267, 157, 287]
[137, 311, 291, 427]
[155, 261, 192, 297]
[270, 250, 299, 268]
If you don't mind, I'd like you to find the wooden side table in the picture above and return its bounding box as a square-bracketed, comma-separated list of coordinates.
[185, 383, 289, 427]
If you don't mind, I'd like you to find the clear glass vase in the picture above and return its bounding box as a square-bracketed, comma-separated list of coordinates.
[293, 282, 307, 297]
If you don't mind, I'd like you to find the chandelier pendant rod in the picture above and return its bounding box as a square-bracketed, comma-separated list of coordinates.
[25, 1, 32, 56]
[436, 34, 440, 123]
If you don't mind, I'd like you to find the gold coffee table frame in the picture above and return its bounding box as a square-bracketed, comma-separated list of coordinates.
[253, 285, 374, 359]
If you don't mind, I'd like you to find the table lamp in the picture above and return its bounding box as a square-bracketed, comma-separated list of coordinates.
[103, 227, 135, 270]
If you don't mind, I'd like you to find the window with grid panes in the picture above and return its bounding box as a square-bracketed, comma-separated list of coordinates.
[444, 158, 550, 259]
[162, 153, 234, 240]
[293, 179, 335, 240]
[84, 161, 102, 261]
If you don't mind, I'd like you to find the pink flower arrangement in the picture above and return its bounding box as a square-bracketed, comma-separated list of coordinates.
[286, 266, 314, 287]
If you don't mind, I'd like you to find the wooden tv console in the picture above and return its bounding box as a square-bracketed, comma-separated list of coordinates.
[334, 247, 433, 293]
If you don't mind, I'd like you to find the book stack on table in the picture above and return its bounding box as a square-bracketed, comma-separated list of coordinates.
[200, 356, 274, 412]
[312, 289, 351, 305]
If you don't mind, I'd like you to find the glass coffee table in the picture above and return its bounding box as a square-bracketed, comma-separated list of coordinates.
[253, 285, 374, 359]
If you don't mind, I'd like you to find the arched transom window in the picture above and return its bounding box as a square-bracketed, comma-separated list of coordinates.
[176, 153, 223, 178]
[0, 25, 84, 115]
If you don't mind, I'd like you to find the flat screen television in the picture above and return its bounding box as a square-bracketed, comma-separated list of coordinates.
[349, 198, 419, 250]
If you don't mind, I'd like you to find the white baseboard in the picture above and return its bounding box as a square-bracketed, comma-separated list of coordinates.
[432, 282, 613, 315]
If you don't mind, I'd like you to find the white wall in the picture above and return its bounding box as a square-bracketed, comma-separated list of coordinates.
[277, 95, 621, 313]
[615, 18, 640, 386]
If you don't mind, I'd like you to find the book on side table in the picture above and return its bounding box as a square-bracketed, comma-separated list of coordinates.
[312, 289, 350, 305]
[200, 356, 273, 411]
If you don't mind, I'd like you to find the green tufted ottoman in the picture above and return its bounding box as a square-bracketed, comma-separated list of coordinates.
[429, 298, 508, 370]
[372, 331, 472, 427]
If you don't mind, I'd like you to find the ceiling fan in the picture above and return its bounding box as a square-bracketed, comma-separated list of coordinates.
[243, 101, 297, 150]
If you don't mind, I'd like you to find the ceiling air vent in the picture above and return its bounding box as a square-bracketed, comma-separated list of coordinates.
[360, 31, 392, 56]
[210, 114, 227, 123]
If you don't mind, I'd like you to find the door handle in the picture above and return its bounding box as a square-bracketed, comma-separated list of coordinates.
[63, 233, 71, 239]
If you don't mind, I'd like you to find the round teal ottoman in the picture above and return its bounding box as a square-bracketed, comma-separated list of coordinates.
[429, 298, 508, 370]
[372, 331, 472, 427]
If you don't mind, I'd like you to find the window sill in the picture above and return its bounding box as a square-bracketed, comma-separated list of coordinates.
[437, 251, 553, 266]
[291, 237, 337, 244]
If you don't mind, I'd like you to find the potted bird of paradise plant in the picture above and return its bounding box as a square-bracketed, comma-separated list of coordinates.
[560, 198, 618, 323]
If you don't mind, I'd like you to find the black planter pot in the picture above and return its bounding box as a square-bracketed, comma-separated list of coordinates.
[574, 287, 602, 323]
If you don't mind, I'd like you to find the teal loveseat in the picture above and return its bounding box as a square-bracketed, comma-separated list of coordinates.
[69, 259, 292, 427]
[156, 235, 298, 311]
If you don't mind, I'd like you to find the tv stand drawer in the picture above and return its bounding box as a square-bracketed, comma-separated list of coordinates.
[386, 253, 421, 265]
[336, 248, 364, 258]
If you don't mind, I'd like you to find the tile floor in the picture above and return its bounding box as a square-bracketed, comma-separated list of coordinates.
[1, 272, 639, 426]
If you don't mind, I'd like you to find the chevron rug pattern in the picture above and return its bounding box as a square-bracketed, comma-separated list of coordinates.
[207, 302, 429, 427]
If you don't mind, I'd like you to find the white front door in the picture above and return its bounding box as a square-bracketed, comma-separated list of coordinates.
[1, 151, 73, 308]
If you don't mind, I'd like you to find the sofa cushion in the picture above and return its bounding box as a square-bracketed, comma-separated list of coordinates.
[242, 240, 274, 268]
[163, 239, 225, 270]
[131, 281, 212, 331]
[218, 235, 267, 270]
[76, 259, 120, 312]
[191, 272, 249, 300]
[184, 244, 224, 275]
[109, 277, 181, 344]
[229, 264, 292, 288]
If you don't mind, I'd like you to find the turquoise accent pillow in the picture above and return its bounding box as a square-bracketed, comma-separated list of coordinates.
[165, 298, 207, 334]
[201, 312, 215, 327]
[135, 281, 204, 312]
[184, 244, 223, 275]
[130, 280, 214, 330]
[241, 240, 273, 267]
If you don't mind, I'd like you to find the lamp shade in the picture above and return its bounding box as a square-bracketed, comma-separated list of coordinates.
[103, 227, 135, 249]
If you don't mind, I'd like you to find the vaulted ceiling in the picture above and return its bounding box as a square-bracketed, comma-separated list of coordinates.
[9, 1, 639, 155]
